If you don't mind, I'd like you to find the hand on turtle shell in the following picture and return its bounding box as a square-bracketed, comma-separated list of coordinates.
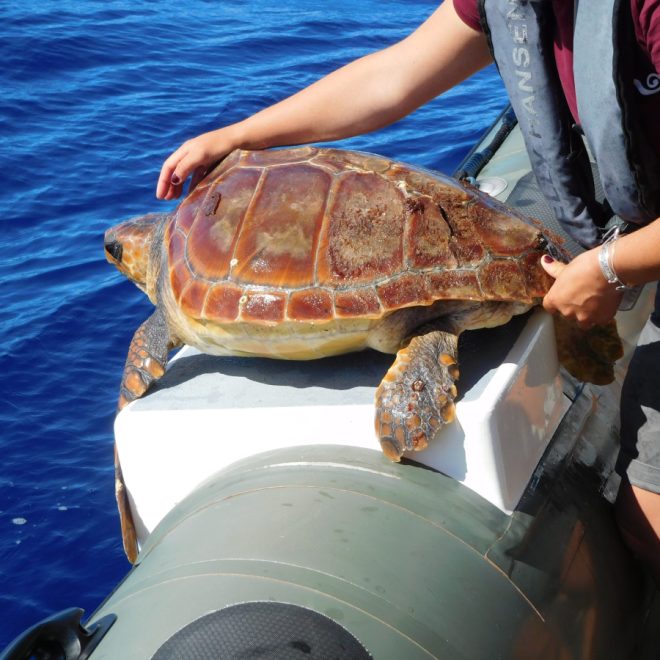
[540, 250, 623, 329]
[156, 128, 235, 201]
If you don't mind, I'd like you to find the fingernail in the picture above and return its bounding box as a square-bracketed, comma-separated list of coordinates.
[171, 174, 181, 185]
[542, 255, 554, 264]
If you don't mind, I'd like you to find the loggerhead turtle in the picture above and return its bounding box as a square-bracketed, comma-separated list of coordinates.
[105, 146, 622, 561]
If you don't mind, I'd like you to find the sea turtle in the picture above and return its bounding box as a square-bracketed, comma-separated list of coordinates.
[106, 146, 622, 561]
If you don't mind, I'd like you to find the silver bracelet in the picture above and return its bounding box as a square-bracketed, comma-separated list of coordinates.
[598, 227, 631, 290]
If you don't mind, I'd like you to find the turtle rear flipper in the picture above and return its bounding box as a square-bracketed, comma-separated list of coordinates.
[375, 330, 459, 461]
[554, 316, 624, 385]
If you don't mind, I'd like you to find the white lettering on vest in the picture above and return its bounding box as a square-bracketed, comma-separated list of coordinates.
[505, 1, 563, 218]
[511, 24, 527, 44]
[512, 47, 529, 67]
[516, 69, 533, 93]
[507, 1, 535, 116]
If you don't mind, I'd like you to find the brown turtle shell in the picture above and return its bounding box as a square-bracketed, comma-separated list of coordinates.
[165, 147, 553, 324]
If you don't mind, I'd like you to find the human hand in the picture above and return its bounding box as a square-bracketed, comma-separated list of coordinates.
[540, 249, 623, 328]
[156, 128, 237, 201]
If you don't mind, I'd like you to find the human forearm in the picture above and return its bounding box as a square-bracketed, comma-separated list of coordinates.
[609, 218, 660, 287]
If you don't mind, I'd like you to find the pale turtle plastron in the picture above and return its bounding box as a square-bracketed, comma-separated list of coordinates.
[105, 146, 623, 561]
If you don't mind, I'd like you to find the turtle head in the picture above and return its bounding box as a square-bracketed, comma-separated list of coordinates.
[105, 213, 167, 300]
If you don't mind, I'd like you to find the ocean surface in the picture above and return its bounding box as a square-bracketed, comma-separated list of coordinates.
[0, 0, 506, 647]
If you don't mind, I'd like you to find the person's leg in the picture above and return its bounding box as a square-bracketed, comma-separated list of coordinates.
[615, 480, 660, 585]
[615, 285, 660, 585]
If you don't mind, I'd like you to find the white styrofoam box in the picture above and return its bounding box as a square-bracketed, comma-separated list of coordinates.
[115, 309, 568, 545]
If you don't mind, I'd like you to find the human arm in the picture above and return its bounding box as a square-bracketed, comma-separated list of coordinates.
[541, 218, 660, 327]
[156, 0, 492, 200]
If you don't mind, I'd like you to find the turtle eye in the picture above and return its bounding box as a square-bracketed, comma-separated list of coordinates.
[105, 240, 123, 262]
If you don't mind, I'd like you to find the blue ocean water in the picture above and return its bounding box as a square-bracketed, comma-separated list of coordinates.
[0, 0, 505, 647]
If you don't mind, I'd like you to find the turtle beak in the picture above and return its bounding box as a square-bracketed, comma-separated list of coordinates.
[105, 239, 123, 263]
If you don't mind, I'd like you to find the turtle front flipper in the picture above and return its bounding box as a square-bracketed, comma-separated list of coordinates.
[114, 445, 138, 563]
[118, 308, 176, 410]
[116, 308, 178, 563]
[375, 330, 460, 461]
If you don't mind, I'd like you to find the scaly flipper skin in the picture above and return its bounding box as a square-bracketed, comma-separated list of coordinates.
[553, 316, 624, 385]
[114, 446, 138, 563]
[375, 330, 460, 461]
[116, 308, 176, 563]
[118, 309, 173, 410]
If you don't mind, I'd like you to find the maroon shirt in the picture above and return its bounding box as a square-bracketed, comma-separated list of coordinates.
[454, 0, 660, 149]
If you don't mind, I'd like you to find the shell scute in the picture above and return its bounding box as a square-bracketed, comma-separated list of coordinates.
[169, 256, 191, 306]
[427, 271, 483, 300]
[334, 288, 382, 318]
[520, 251, 555, 298]
[471, 203, 541, 256]
[377, 273, 432, 310]
[288, 289, 335, 322]
[243, 146, 316, 167]
[405, 197, 458, 270]
[312, 149, 391, 174]
[167, 226, 186, 263]
[232, 164, 330, 288]
[174, 186, 206, 233]
[479, 260, 530, 302]
[389, 164, 471, 204]
[317, 171, 405, 285]
[179, 278, 209, 318]
[204, 282, 243, 322]
[441, 202, 487, 267]
[241, 290, 288, 323]
[449, 238, 487, 266]
[186, 167, 261, 281]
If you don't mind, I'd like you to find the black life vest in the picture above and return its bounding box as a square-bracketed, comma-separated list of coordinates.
[479, 0, 660, 248]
